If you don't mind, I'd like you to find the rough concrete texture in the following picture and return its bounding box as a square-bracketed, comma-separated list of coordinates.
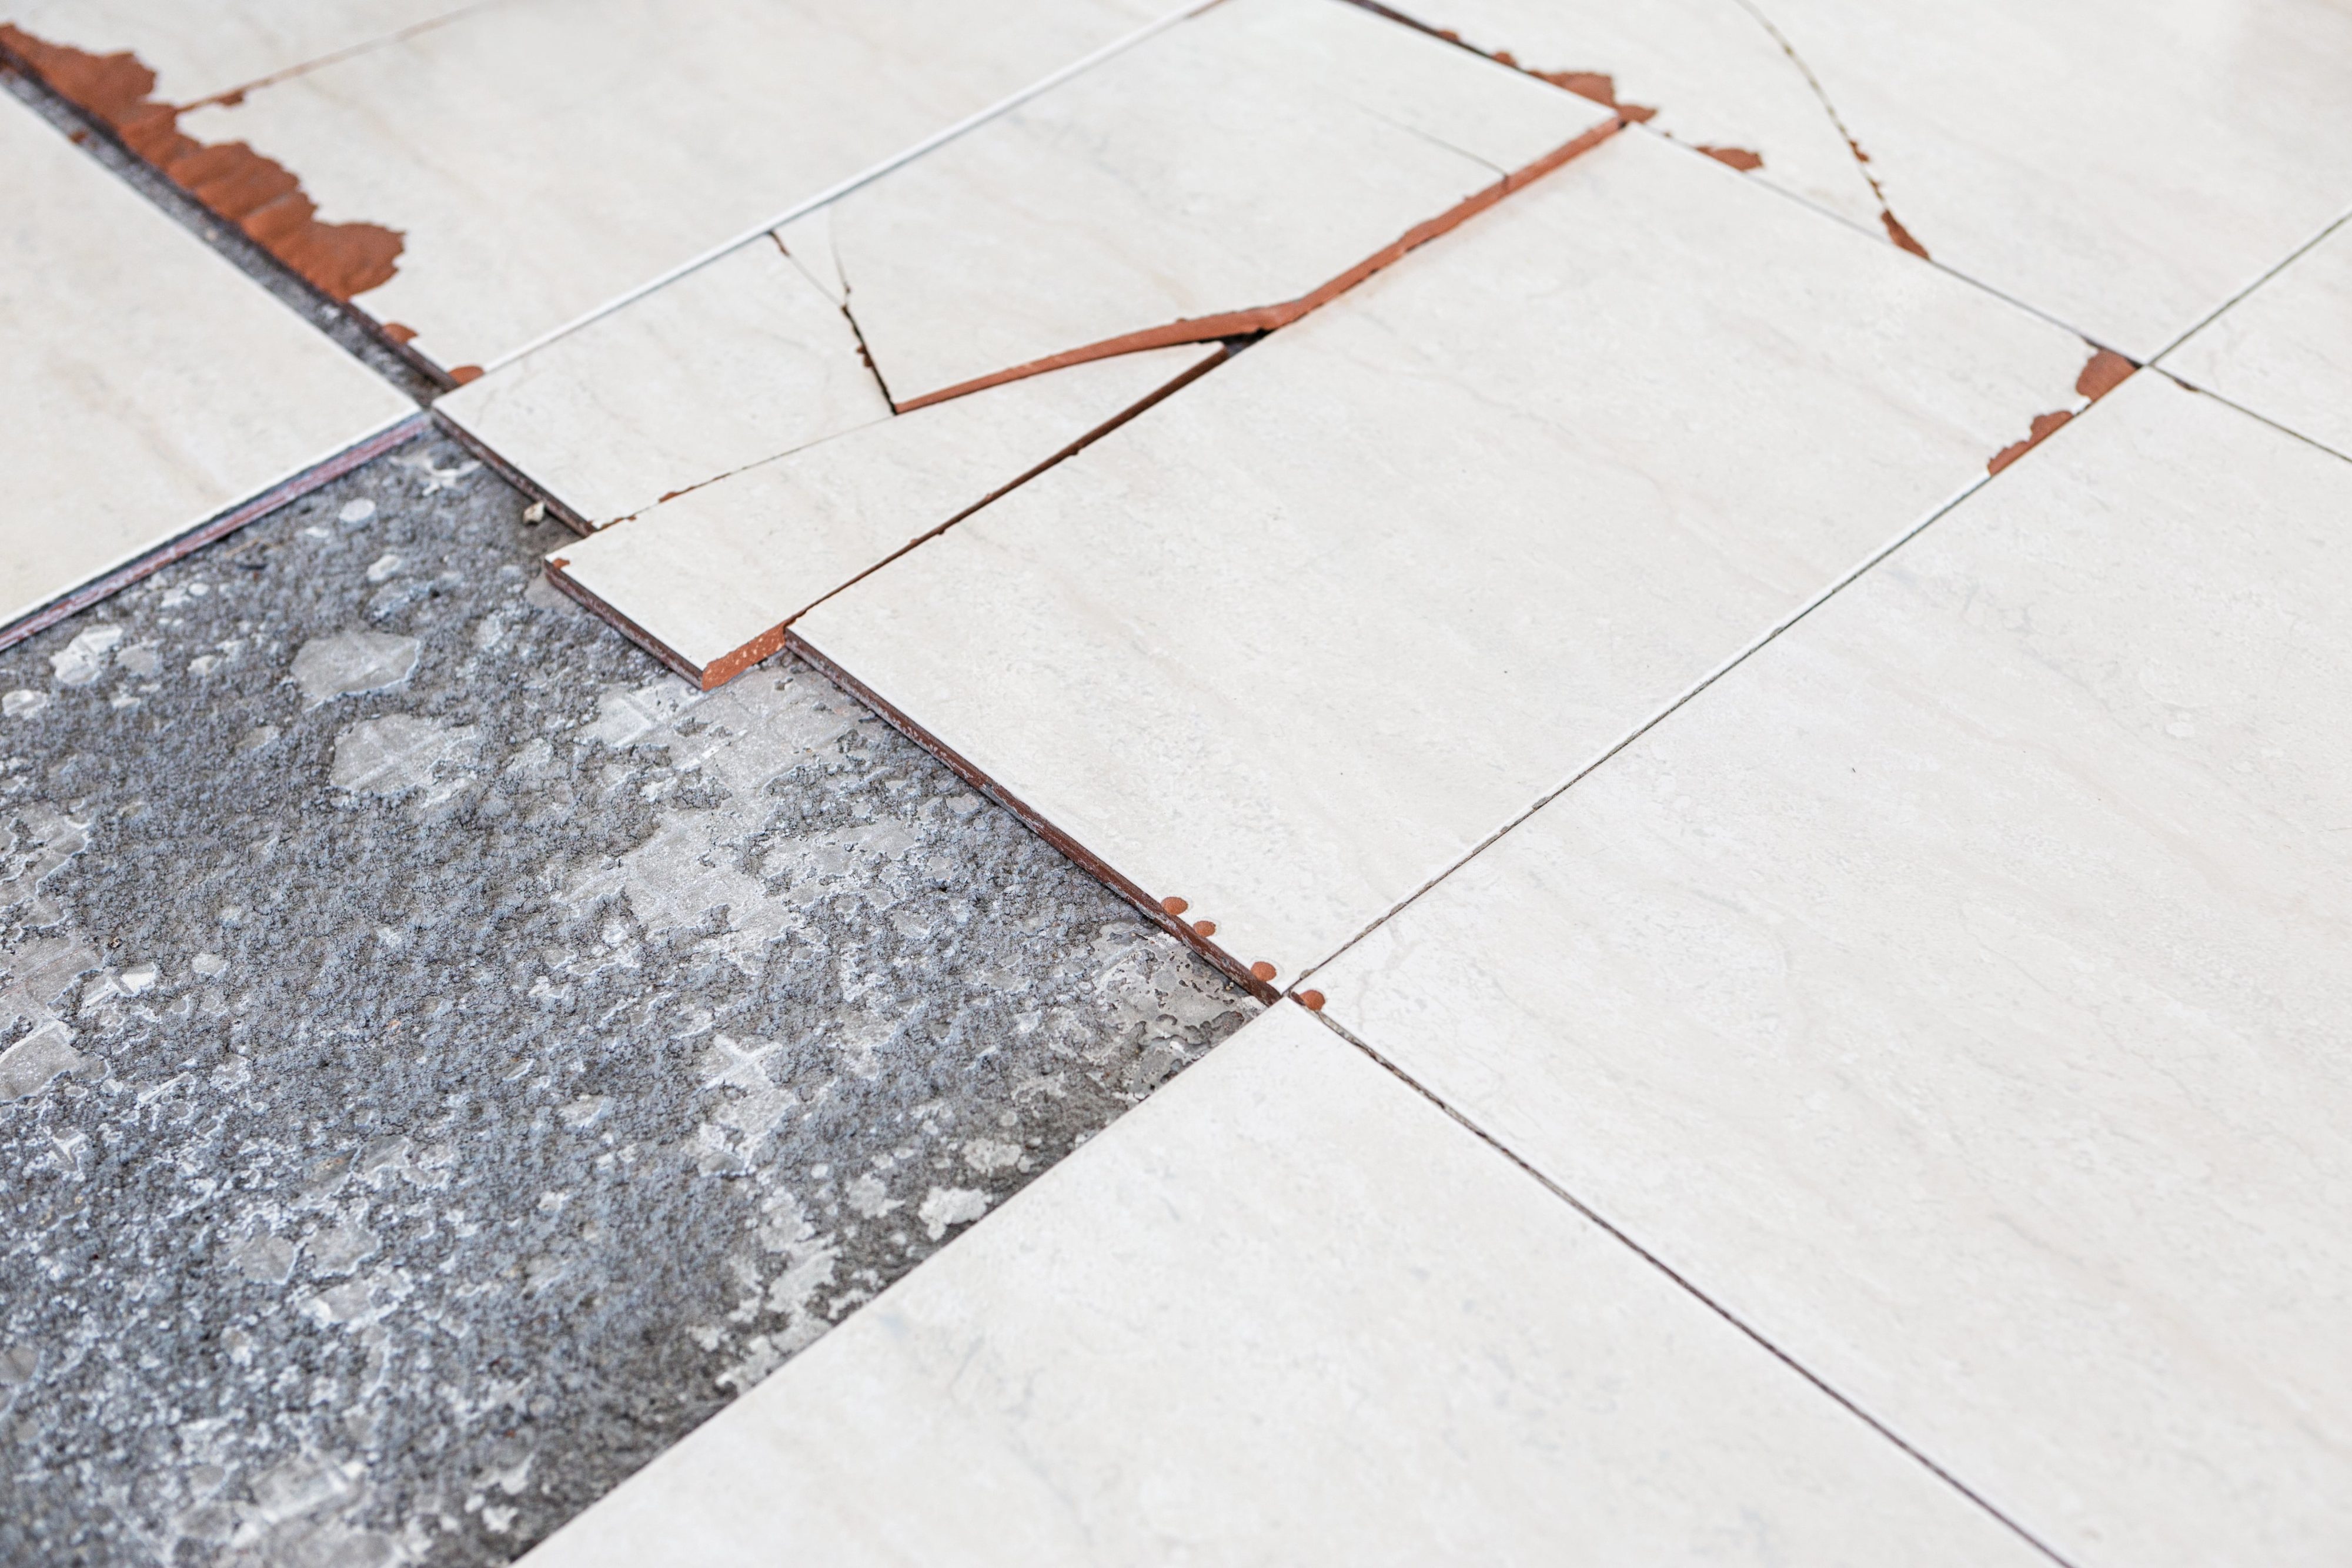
[0, 433, 1253, 1566]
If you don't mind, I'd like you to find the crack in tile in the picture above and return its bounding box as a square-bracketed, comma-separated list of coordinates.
[889, 113, 1625, 413]
[1720, 0, 1930, 258]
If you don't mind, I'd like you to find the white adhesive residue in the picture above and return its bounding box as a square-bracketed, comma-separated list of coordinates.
[291, 631, 420, 706]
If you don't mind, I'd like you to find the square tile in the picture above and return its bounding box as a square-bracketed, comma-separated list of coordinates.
[1316, 372, 2352, 1566]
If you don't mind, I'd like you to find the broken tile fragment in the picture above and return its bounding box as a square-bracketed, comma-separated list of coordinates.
[519, 1005, 2045, 1566]
[438, 240, 893, 529]
[806, 0, 1618, 409]
[548, 345, 1222, 688]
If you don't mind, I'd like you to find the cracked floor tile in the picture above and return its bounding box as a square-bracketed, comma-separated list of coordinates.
[781, 0, 1617, 411]
[0, 434, 1250, 1568]
[540, 343, 1224, 690]
[1374, 0, 2352, 357]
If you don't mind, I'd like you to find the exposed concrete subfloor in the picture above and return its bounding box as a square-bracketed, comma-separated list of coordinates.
[0, 437, 1252, 1568]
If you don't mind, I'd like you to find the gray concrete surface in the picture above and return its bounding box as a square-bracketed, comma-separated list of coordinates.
[0, 436, 1252, 1567]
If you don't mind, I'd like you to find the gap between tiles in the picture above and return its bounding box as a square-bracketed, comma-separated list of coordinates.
[1299, 1002, 2076, 1566]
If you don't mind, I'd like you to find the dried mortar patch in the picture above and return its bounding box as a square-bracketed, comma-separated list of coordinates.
[0, 437, 1251, 1566]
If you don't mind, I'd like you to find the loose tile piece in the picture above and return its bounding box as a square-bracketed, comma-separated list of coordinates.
[11, 0, 1181, 369]
[794, 129, 2096, 981]
[2163, 211, 2352, 457]
[547, 345, 1222, 688]
[0, 92, 412, 640]
[518, 1003, 2044, 1567]
[437, 240, 893, 529]
[797, 0, 1616, 409]
[1317, 375, 2352, 1567]
[1385, 0, 2352, 356]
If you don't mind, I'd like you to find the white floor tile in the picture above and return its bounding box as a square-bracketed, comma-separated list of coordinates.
[546, 345, 1222, 687]
[0, 92, 412, 635]
[1315, 373, 2352, 1567]
[2163, 210, 2352, 459]
[437, 240, 892, 530]
[1384, 0, 2352, 358]
[121, 0, 1177, 368]
[793, 128, 2100, 985]
[803, 0, 1612, 409]
[516, 1003, 2045, 1567]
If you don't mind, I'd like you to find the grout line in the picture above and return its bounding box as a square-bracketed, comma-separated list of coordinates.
[477, 1, 1217, 376]
[1297, 460, 2003, 986]
[2166, 372, 2352, 467]
[2147, 203, 2352, 366]
[1305, 1004, 2077, 1566]
[0, 413, 429, 654]
[176, 0, 515, 110]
